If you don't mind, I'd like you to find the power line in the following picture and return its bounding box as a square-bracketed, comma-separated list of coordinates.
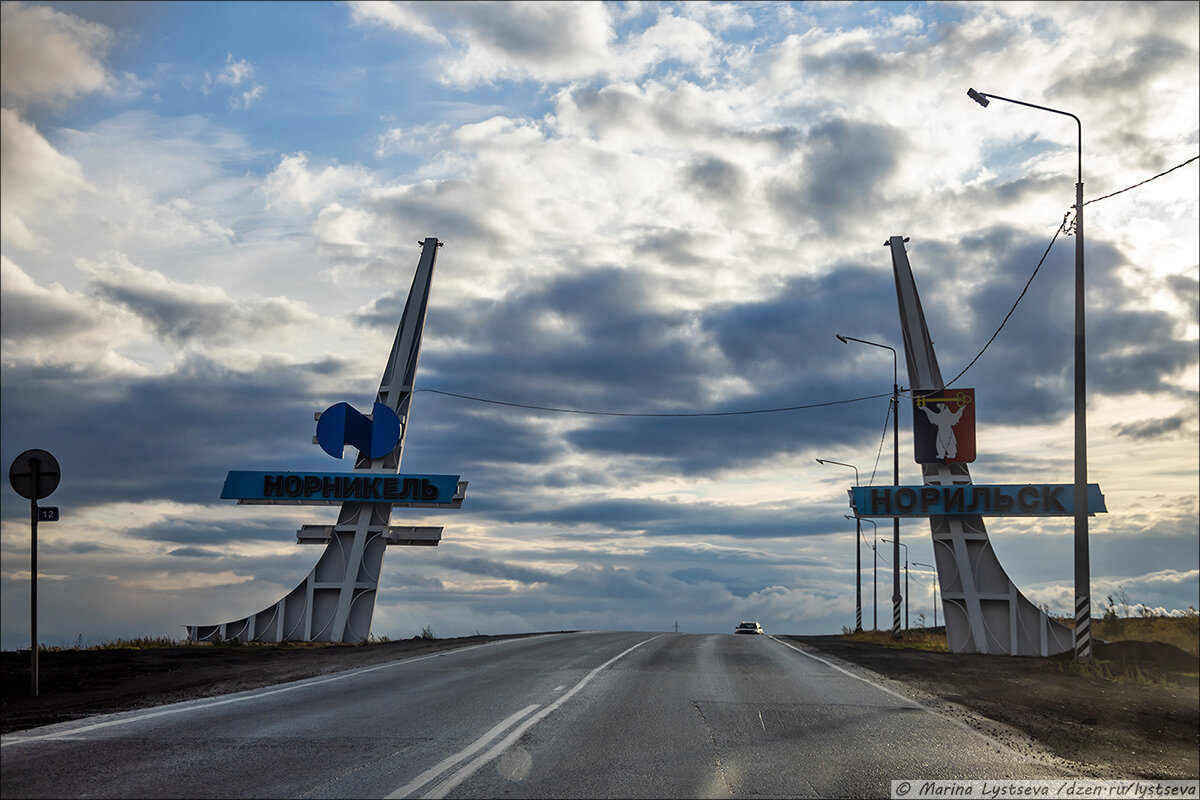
[944, 153, 1198, 387]
[415, 387, 892, 417]
[867, 400, 891, 487]
[419, 157, 1197, 417]
[943, 213, 1067, 388]
[1083, 155, 1198, 207]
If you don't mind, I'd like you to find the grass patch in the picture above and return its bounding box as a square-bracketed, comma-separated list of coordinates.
[1050, 610, 1199, 658]
[36, 636, 185, 652]
[839, 628, 949, 652]
[1094, 614, 1199, 658]
[34, 637, 343, 652]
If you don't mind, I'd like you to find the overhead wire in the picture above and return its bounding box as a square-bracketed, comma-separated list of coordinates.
[1083, 155, 1198, 207]
[941, 213, 1068, 389]
[415, 387, 893, 417]
[418, 155, 1198, 417]
[866, 399, 891, 486]
[944, 153, 1198, 388]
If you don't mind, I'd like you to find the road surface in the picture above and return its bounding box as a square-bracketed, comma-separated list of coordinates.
[1, 631, 1074, 798]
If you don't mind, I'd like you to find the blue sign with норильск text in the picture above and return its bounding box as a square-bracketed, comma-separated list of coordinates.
[849, 484, 1106, 517]
[221, 471, 460, 505]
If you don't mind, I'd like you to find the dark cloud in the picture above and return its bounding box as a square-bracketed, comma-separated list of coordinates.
[770, 117, 907, 235]
[494, 495, 851, 540]
[92, 281, 233, 343]
[387, 572, 446, 591]
[437, 555, 557, 584]
[1166, 273, 1198, 321]
[423, 266, 711, 409]
[362, 180, 508, 257]
[1111, 413, 1192, 440]
[127, 518, 291, 546]
[91, 278, 309, 345]
[0, 353, 332, 514]
[167, 546, 225, 558]
[0, 276, 95, 340]
[799, 43, 891, 82]
[684, 156, 747, 200]
[1049, 33, 1195, 98]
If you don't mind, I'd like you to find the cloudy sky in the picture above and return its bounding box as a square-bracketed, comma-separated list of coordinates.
[2, 1, 1197, 649]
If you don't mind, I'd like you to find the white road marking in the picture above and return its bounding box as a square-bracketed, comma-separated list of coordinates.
[383, 704, 541, 800]
[552, 685, 566, 692]
[393, 634, 663, 799]
[1, 636, 554, 748]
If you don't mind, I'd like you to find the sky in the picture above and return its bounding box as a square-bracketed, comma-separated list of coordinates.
[1, 1, 1197, 649]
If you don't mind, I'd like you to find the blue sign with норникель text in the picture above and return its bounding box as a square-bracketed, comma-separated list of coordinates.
[221, 471, 460, 505]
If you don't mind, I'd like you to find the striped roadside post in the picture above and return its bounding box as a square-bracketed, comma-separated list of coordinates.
[1075, 595, 1092, 659]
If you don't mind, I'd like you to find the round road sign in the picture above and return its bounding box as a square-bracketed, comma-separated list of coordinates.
[9, 449, 61, 500]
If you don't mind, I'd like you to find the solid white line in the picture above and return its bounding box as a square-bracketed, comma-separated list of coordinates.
[397, 634, 663, 800]
[1, 636, 557, 747]
[383, 704, 541, 800]
[769, 636, 1038, 757]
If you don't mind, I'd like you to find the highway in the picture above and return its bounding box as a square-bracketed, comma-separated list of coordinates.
[1, 632, 1074, 798]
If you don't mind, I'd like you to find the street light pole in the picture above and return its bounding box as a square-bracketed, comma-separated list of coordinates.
[838, 334, 903, 638]
[884, 539, 908, 629]
[967, 88, 1091, 660]
[853, 516, 879, 630]
[819, 459, 862, 631]
[914, 561, 937, 628]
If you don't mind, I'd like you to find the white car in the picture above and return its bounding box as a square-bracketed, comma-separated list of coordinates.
[734, 621, 764, 635]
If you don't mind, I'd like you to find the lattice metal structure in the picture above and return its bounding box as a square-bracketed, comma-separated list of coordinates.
[188, 238, 455, 643]
[888, 235, 1072, 656]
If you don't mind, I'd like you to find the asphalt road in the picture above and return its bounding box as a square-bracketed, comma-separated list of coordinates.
[1, 632, 1075, 798]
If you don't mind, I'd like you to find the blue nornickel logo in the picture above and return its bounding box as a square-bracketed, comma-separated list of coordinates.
[316, 402, 402, 460]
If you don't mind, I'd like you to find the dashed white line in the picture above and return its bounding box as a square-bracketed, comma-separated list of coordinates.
[392, 634, 663, 799]
[384, 704, 541, 799]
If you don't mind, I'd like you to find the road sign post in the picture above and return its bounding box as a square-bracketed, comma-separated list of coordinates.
[9, 449, 61, 697]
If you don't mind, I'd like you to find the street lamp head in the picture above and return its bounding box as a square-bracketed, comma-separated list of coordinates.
[967, 88, 990, 107]
[815, 458, 825, 465]
[836, 334, 848, 344]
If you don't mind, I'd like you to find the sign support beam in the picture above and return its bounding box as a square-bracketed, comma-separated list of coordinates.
[188, 238, 464, 644]
[886, 236, 1081, 656]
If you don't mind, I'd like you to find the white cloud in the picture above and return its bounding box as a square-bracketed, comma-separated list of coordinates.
[0, 106, 91, 249]
[203, 53, 265, 109]
[351, 1, 617, 86]
[230, 83, 265, 110]
[0, 0, 112, 108]
[215, 54, 254, 87]
[352, 2, 745, 87]
[616, 12, 720, 78]
[263, 153, 374, 213]
[0, 254, 149, 377]
[312, 202, 373, 259]
[347, 0, 448, 44]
